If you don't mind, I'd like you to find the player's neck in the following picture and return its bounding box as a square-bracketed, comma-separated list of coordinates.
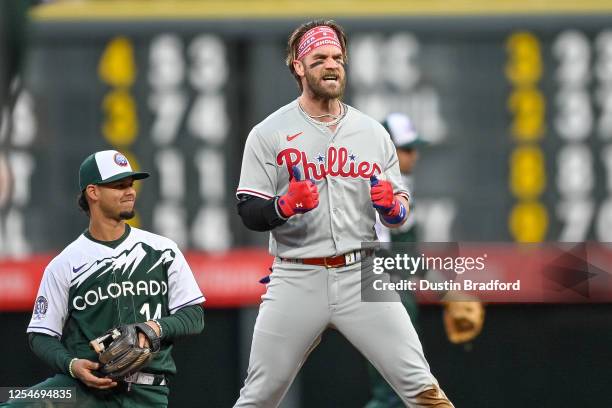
[298, 95, 341, 121]
[88, 217, 128, 242]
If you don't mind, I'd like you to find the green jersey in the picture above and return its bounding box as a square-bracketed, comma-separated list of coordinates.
[27, 225, 204, 376]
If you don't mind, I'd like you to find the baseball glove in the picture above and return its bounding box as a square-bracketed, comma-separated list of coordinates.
[89, 323, 161, 379]
[443, 301, 485, 344]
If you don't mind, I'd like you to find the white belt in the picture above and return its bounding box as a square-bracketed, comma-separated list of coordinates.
[124, 372, 167, 386]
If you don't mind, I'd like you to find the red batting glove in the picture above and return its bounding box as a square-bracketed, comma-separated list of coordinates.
[277, 166, 319, 218]
[370, 175, 401, 217]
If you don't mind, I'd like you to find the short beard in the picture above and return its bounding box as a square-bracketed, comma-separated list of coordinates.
[119, 210, 135, 220]
[304, 69, 345, 99]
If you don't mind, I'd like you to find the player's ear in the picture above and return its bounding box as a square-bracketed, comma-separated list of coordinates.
[293, 59, 305, 77]
[85, 185, 99, 202]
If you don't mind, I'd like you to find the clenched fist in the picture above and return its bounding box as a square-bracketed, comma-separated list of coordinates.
[277, 166, 319, 218]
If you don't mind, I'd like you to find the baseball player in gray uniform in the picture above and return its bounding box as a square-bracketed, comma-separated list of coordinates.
[234, 20, 453, 407]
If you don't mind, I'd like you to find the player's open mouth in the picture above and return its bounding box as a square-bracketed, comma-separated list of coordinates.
[322, 75, 338, 82]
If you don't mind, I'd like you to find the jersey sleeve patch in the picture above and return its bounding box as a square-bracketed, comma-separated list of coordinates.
[32, 296, 49, 320]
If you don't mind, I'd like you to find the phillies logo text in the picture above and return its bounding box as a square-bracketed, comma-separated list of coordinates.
[277, 146, 381, 180]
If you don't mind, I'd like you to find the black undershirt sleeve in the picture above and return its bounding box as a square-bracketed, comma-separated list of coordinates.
[237, 194, 287, 232]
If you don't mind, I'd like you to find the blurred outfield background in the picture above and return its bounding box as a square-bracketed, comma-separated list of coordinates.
[2, 0, 612, 406]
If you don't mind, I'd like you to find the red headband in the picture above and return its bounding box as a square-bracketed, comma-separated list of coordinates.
[296, 26, 342, 60]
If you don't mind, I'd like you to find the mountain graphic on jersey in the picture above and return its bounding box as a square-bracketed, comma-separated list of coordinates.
[69, 242, 176, 313]
[71, 242, 175, 288]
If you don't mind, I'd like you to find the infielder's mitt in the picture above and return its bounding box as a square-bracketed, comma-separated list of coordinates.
[443, 301, 485, 344]
[89, 323, 161, 379]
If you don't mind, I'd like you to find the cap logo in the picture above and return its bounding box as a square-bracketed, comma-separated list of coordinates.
[114, 153, 129, 167]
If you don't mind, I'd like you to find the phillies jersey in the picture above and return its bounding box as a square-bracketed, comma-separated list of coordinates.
[27, 225, 205, 374]
[237, 99, 409, 258]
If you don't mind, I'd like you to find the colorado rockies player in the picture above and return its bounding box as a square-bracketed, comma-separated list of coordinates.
[234, 20, 453, 407]
[2, 150, 205, 407]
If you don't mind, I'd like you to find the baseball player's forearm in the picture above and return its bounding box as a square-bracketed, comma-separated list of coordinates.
[380, 195, 410, 229]
[157, 304, 204, 340]
[28, 332, 73, 375]
[237, 194, 287, 231]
